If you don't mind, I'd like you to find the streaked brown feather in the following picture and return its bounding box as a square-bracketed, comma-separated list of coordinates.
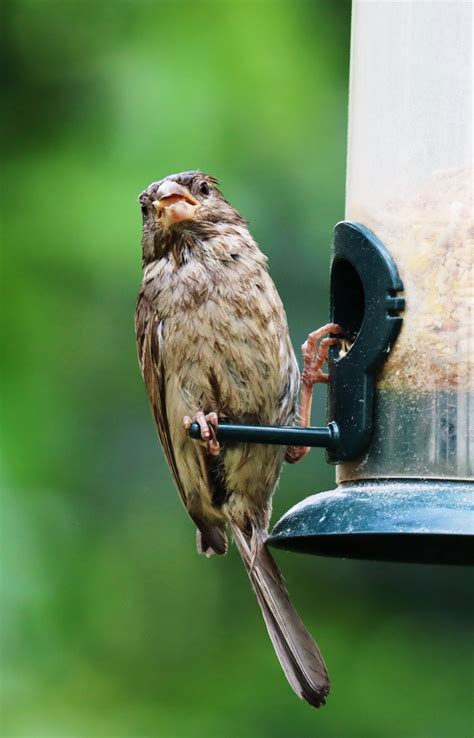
[135, 290, 227, 555]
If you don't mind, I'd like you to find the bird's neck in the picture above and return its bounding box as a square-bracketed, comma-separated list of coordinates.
[143, 223, 264, 271]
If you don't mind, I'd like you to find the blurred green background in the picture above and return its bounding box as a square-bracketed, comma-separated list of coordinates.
[1, 1, 472, 737]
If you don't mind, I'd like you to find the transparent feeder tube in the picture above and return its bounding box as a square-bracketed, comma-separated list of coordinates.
[340, 0, 473, 482]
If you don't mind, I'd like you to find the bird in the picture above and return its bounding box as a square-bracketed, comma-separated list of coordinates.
[135, 170, 341, 708]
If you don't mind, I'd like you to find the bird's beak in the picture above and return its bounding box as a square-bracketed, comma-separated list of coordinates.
[153, 181, 199, 227]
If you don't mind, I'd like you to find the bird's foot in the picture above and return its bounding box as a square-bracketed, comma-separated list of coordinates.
[286, 323, 343, 465]
[301, 323, 344, 387]
[183, 411, 221, 456]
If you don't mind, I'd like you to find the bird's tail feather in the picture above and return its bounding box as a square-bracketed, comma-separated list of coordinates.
[231, 522, 330, 708]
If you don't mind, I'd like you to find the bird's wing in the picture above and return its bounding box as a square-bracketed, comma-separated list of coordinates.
[135, 290, 227, 555]
[135, 290, 188, 506]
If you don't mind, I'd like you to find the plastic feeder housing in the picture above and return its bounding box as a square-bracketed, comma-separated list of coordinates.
[269, 0, 473, 565]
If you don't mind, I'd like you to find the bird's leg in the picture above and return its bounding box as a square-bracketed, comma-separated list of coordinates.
[183, 411, 221, 456]
[285, 323, 343, 464]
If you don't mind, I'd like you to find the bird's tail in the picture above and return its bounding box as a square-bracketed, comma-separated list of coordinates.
[231, 522, 330, 708]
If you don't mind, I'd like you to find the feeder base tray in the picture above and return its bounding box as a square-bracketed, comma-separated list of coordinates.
[268, 479, 474, 565]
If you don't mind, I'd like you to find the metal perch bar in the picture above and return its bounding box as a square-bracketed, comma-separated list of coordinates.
[189, 421, 337, 448]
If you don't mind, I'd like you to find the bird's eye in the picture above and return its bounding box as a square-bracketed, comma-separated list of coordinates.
[199, 182, 210, 196]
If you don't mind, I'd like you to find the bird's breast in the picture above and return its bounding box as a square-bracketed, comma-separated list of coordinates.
[144, 253, 296, 424]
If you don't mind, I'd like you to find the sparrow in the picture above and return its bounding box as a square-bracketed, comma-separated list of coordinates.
[135, 171, 341, 708]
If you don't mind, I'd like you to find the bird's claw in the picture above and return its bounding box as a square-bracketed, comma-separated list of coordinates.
[184, 411, 221, 455]
[301, 323, 344, 386]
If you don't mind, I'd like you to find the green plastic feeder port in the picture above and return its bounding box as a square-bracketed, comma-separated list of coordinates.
[268, 0, 474, 565]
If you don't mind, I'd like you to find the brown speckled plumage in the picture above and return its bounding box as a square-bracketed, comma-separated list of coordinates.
[135, 171, 330, 707]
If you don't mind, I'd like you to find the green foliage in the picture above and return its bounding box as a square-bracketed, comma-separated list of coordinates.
[1, 2, 472, 737]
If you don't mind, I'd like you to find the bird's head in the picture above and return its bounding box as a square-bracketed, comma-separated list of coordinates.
[139, 171, 246, 264]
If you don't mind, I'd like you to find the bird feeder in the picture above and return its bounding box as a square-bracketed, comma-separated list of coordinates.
[190, 0, 473, 564]
[269, 0, 473, 565]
